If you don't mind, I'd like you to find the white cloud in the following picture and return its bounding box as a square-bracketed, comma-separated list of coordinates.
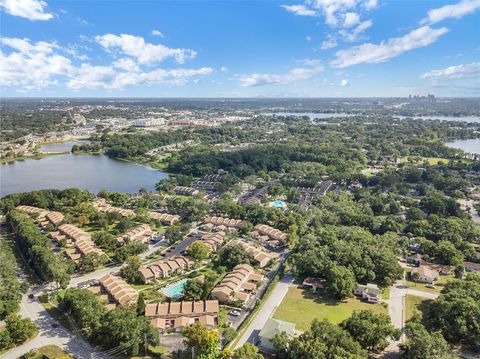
[363, 0, 377, 10]
[306, 35, 312, 41]
[340, 78, 350, 86]
[281, 4, 317, 16]
[151, 29, 164, 37]
[320, 35, 338, 49]
[0, 0, 53, 21]
[95, 34, 196, 64]
[0, 36, 213, 91]
[220, 66, 228, 72]
[421, 62, 480, 82]
[67, 65, 213, 90]
[0, 38, 72, 89]
[306, 0, 375, 27]
[237, 61, 323, 87]
[343, 12, 360, 27]
[422, 0, 480, 25]
[331, 26, 449, 68]
[340, 19, 372, 41]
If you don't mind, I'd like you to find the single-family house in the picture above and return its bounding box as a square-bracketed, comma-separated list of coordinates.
[302, 277, 326, 292]
[411, 267, 439, 284]
[354, 283, 381, 303]
[258, 318, 295, 354]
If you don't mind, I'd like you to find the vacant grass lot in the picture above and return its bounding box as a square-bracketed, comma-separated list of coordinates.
[272, 286, 387, 331]
[405, 295, 425, 320]
[30, 345, 71, 359]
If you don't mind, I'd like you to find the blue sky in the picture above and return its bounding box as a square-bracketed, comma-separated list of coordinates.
[1, 0, 479, 97]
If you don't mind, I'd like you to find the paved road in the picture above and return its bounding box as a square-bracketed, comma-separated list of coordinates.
[2, 288, 110, 359]
[385, 279, 440, 356]
[4, 240, 168, 358]
[234, 272, 294, 350]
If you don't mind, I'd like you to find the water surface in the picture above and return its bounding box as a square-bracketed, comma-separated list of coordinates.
[1, 141, 167, 196]
[445, 138, 480, 154]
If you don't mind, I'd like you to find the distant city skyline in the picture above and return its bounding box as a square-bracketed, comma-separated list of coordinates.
[1, 0, 479, 97]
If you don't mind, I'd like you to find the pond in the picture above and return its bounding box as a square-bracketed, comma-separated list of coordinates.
[0, 141, 168, 196]
[445, 138, 480, 154]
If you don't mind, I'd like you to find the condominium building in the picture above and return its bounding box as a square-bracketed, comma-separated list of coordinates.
[210, 264, 263, 304]
[145, 300, 219, 333]
[138, 256, 195, 283]
[116, 224, 155, 244]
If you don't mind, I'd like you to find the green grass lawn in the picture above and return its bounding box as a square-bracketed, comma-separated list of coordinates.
[405, 295, 425, 320]
[273, 286, 387, 331]
[29, 345, 71, 359]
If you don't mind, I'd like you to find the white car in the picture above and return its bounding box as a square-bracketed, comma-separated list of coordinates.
[229, 310, 241, 317]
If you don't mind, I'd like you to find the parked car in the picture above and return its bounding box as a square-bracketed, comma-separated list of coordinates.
[229, 310, 241, 317]
[426, 284, 436, 289]
[51, 322, 59, 328]
[28, 293, 34, 299]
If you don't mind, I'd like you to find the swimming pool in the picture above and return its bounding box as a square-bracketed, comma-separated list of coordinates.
[161, 279, 187, 299]
[273, 200, 287, 208]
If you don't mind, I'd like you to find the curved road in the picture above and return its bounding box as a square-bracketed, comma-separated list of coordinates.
[3, 240, 167, 359]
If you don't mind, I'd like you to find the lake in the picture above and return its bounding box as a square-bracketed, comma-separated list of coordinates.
[445, 138, 480, 154]
[265, 112, 480, 123]
[265, 112, 354, 119]
[0, 141, 168, 196]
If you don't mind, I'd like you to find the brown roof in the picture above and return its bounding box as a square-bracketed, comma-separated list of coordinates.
[99, 274, 138, 306]
[145, 300, 219, 318]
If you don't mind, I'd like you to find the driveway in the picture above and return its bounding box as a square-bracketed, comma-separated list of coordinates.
[234, 272, 294, 350]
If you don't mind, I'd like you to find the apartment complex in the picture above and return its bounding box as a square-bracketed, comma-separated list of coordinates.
[138, 256, 195, 283]
[229, 239, 277, 267]
[253, 224, 288, 248]
[90, 274, 139, 309]
[201, 232, 227, 252]
[210, 264, 263, 304]
[116, 224, 155, 244]
[51, 224, 105, 264]
[145, 300, 219, 333]
[149, 212, 181, 225]
[203, 216, 243, 231]
[92, 199, 134, 217]
[173, 186, 199, 196]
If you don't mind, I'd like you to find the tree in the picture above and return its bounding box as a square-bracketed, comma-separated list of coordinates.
[183, 322, 221, 358]
[188, 241, 210, 261]
[121, 256, 142, 284]
[273, 319, 367, 359]
[165, 224, 188, 245]
[233, 342, 263, 359]
[401, 315, 453, 359]
[80, 252, 107, 273]
[5, 314, 37, 343]
[93, 231, 117, 251]
[183, 279, 204, 301]
[0, 329, 14, 351]
[325, 264, 357, 300]
[216, 244, 254, 271]
[341, 310, 400, 352]
[423, 274, 480, 351]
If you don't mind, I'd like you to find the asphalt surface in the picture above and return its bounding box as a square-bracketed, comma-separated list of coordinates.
[3, 240, 168, 359]
[234, 272, 294, 350]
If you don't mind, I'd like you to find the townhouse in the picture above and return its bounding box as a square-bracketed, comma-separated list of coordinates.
[116, 224, 155, 244]
[149, 212, 181, 226]
[253, 224, 288, 248]
[145, 300, 219, 333]
[173, 186, 199, 196]
[203, 216, 243, 231]
[229, 239, 278, 268]
[90, 274, 138, 309]
[201, 232, 227, 252]
[210, 264, 264, 304]
[138, 256, 195, 283]
[92, 199, 135, 217]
